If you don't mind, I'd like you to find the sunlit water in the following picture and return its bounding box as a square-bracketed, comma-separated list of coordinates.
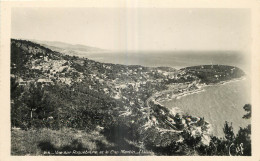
[83, 51, 250, 72]
[161, 79, 251, 137]
[84, 51, 251, 137]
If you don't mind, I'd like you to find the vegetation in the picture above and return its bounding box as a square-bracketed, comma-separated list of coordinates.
[10, 39, 250, 156]
[182, 65, 245, 84]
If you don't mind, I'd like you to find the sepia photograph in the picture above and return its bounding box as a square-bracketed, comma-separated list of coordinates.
[1, 0, 260, 159]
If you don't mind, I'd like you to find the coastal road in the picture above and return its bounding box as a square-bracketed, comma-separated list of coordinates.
[145, 86, 181, 108]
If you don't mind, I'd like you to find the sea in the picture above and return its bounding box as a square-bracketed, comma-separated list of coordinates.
[82, 51, 250, 71]
[161, 79, 251, 137]
[84, 51, 251, 137]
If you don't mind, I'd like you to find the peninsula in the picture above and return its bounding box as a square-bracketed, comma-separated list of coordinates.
[11, 39, 246, 155]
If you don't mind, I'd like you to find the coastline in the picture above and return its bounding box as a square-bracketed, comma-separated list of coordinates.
[150, 76, 247, 117]
[154, 76, 248, 137]
[162, 76, 247, 103]
[199, 76, 246, 88]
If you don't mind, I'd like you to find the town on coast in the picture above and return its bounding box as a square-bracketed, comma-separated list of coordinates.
[11, 39, 250, 156]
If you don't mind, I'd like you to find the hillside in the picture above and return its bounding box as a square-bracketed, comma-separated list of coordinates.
[11, 39, 247, 156]
[30, 39, 106, 57]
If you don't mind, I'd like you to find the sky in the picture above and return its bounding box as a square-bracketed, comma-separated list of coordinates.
[12, 8, 251, 52]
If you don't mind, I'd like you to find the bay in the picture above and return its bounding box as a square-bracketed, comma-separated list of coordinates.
[161, 78, 251, 137]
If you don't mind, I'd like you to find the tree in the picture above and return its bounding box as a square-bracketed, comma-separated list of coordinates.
[242, 104, 251, 119]
[223, 121, 235, 142]
[233, 104, 252, 155]
[11, 77, 24, 127]
[22, 83, 55, 128]
[224, 104, 252, 156]
[234, 125, 251, 155]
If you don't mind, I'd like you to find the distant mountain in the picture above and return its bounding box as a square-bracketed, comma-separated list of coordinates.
[30, 39, 107, 57]
[11, 39, 247, 156]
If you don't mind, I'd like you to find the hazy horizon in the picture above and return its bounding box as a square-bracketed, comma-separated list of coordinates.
[11, 37, 249, 55]
[12, 8, 251, 53]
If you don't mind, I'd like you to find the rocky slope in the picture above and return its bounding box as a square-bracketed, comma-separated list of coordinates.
[11, 39, 245, 155]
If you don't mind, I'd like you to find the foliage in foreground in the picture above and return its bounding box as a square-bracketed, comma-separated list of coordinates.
[10, 39, 251, 156]
[11, 86, 251, 156]
[11, 68, 251, 156]
[11, 65, 251, 156]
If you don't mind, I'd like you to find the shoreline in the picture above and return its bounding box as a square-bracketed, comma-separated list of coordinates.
[144, 76, 247, 138]
[199, 76, 246, 88]
[157, 76, 247, 135]
[160, 76, 247, 103]
[149, 76, 247, 118]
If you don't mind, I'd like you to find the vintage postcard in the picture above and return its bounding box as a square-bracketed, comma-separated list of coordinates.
[0, 0, 260, 161]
